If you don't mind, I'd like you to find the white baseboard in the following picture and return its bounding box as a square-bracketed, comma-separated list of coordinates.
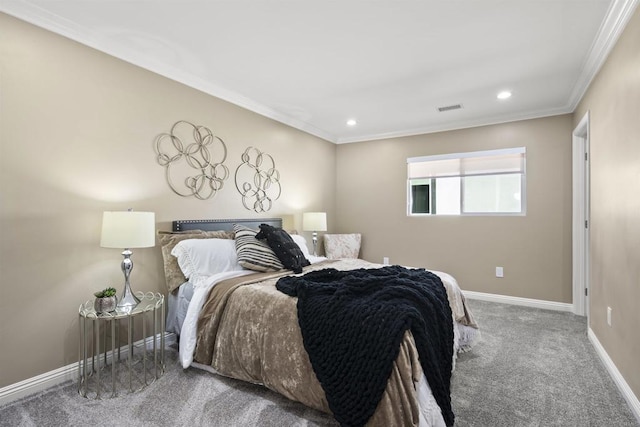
[463, 291, 639, 422]
[5, 313, 639, 425]
[0, 360, 79, 406]
[0, 332, 176, 407]
[588, 329, 640, 424]
[463, 290, 574, 312]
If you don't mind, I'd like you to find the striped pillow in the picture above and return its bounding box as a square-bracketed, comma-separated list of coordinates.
[234, 224, 284, 272]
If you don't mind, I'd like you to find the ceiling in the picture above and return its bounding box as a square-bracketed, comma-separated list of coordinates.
[2, 1, 638, 143]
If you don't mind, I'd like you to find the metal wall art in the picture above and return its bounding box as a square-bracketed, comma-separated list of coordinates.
[235, 147, 281, 212]
[155, 121, 229, 200]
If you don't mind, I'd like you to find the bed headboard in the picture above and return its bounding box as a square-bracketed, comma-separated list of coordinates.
[172, 218, 283, 232]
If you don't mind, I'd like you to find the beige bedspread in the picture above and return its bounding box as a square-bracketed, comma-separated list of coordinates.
[193, 259, 477, 426]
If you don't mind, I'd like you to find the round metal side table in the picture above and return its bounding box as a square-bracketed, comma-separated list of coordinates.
[78, 292, 165, 399]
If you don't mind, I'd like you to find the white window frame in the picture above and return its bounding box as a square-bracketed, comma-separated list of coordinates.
[407, 147, 527, 216]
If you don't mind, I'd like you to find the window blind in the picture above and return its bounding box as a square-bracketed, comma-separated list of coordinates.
[407, 147, 526, 179]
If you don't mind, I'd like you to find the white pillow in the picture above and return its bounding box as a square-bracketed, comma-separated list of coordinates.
[171, 238, 244, 282]
[290, 234, 311, 259]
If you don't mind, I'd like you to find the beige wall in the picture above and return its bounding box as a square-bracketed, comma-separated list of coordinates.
[574, 7, 640, 402]
[0, 13, 336, 388]
[2, 4, 638, 407]
[336, 115, 574, 303]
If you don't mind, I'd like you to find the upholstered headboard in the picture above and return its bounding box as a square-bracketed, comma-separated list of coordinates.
[172, 218, 283, 232]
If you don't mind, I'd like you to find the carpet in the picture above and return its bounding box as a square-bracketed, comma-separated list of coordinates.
[451, 300, 638, 427]
[0, 299, 637, 426]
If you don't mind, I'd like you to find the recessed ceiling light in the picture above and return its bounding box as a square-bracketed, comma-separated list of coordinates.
[497, 91, 512, 100]
[346, 119, 357, 127]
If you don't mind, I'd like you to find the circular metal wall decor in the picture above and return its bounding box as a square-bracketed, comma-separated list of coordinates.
[234, 147, 281, 212]
[155, 121, 229, 200]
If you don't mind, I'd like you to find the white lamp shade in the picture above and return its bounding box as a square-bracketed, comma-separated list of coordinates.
[303, 212, 327, 232]
[100, 211, 156, 249]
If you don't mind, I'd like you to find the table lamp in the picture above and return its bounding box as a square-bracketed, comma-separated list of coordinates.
[100, 210, 156, 311]
[302, 212, 327, 256]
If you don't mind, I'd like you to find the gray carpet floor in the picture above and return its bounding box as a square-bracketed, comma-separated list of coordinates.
[1, 299, 638, 426]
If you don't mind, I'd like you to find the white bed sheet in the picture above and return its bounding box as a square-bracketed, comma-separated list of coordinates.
[178, 255, 328, 368]
[179, 270, 254, 368]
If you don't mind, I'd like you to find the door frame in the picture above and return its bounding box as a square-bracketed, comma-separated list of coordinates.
[572, 111, 590, 317]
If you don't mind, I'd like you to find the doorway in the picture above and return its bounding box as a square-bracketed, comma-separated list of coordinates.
[572, 111, 590, 317]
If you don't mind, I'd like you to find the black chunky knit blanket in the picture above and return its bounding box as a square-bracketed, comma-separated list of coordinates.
[276, 265, 454, 427]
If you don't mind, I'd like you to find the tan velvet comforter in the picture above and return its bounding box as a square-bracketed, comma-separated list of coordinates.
[193, 259, 477, 426]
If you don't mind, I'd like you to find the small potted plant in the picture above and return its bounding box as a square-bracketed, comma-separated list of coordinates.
[94, 287, 118, 313]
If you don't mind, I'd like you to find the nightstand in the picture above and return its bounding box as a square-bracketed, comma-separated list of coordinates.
[77, 292, 165, 398]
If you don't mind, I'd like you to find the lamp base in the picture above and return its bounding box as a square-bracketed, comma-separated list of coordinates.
[312, 232, 318, 256]
[115, 249, 140, 313]
[116, 287, 140, 312]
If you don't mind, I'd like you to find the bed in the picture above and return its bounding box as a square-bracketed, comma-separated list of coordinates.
[161, 218, 479, 427]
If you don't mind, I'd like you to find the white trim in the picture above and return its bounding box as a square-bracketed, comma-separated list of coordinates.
[338, 0, 638, 145]
[0, 2, 337, 144]
[463, 290, 574, 312]
[567, 0, 640, 112]
[0, 332, 176, 406]
[407, 147, 526, 164]
[2, 1, 637, 146]
[465, 291, 640, 422]
[572, 111, 590, 316]
[337, 107, 571, 144]
[588, 328, 640, 424]
[0, 360, 78, 406]
[4, 322, 639, 424]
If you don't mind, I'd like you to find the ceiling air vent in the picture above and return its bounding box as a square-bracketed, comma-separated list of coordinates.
[437, 104, 463, 112]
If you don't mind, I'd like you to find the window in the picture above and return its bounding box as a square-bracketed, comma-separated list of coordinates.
[410, 180, 432, 214]
[407, 147, 526, 215]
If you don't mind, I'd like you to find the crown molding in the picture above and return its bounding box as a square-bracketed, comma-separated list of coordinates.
[2, 0, 637, 145]
[0, 1, 337, 143]
[567, 0, 639, 111]
[336, 105, 573, 144]
[339, 0, 639, 145]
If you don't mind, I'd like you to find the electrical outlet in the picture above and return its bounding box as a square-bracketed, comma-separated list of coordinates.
[607, 307, 612, 326]
[383, 257, 390, 265]
[496, 266, 504, 278]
